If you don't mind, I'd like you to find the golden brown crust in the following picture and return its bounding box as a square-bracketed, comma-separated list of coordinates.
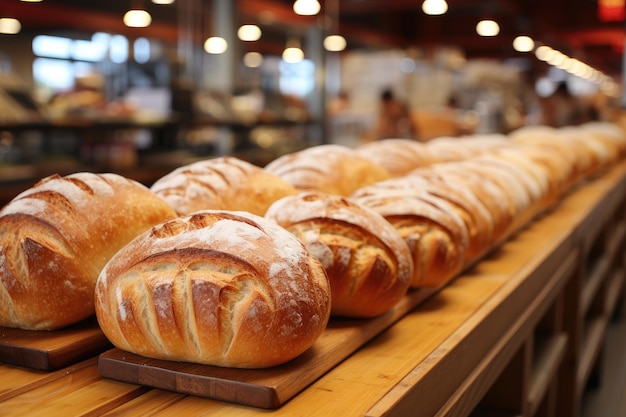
[0, 172, 177, 330]
[351, 186, 469, 288]
[264, 144, 391, 196]
[95, 210, 331, 368]
[151, 156, 298, 216]
[356, 139, 434, 177]
[265, 191, 413, 318]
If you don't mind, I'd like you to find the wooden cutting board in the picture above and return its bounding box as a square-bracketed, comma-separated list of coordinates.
[0, 317, 112, 371]
[98, 286, 440, 409]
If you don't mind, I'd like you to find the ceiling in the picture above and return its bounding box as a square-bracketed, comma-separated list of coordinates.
[2, 0, 624, 77]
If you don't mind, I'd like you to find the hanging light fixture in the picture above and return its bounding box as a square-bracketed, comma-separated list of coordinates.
[243, 52, 264, 68]
[151, 0, 175, 4]
[124, 1, 152, 28]
[293, 0, 321, 16]
[476, 19, 499, 36]
[0, 17, 21, 34]
[237, 24, 262, 42]
[422, 0, 448, 16]
[324, 34, 346, 52]
[282, 37, 304, 63]
[204, 36, 228, 54]
[324, 0, 346, 52]
[512, 35, 534, 52]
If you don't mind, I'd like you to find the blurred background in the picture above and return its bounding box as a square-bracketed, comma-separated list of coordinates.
[0, 0, 624, 202]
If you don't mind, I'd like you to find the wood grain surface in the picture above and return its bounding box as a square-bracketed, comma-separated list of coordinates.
[0, 317, 111, 371]
[98, 286, 441, 409]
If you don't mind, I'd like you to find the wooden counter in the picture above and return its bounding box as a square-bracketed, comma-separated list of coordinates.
[1, 161, 626, 417]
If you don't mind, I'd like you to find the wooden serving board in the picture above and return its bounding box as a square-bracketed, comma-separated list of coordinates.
[98, 286, 440, 409]
[0, 317, 112, 371]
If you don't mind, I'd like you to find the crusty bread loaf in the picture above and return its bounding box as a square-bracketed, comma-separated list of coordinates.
[0, 173, 177, 330]
[150, 156, 298, 216]
[356, 139, 434, 177]
[265, 191, 413, 318]
[94, 210, 331, 368]
[373, 172, 495, 262]
[351, 186, 469, 288]
[265, 144, 391, 196]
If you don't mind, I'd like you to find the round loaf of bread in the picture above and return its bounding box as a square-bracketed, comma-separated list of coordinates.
[0, 173, 177, 330]
[94, 210, 331, 368]
[150, 156, 298, 216]
[265, 192, 413, 318]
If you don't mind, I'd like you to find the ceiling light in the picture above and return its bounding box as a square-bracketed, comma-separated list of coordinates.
[293, 0, 321, 16]
[535, 45, 553, 61]
[123, 9, 152, 28]
[243, 52, 264, 68]
[20, 0, 43, 2]
[476, 19, 499, 37]
[237, 25, 262, 42]
[283, 47, 304, 63]
[324, 34, 346, 52]
[0, 17, 21, 34]
[204, 36, 228, 54]
[151, 0, 175, 4]
[422, 0, 448, 16]
[512, 35, 534, 52]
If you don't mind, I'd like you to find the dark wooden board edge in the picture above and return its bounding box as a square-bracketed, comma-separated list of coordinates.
[0, 317, 112, 371]
[97, 286, 442, 409]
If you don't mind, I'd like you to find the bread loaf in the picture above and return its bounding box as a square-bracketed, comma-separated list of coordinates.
[265, 144, 391, 196]
[265, 191, 413, 318]
[376, 172, 495, 262]
[356, 139, 434, 177]
[94, 210, 331, 368]
[351, 186, 469, 288]
[150, 156, 298, 216]
[0, 173, 176, 330]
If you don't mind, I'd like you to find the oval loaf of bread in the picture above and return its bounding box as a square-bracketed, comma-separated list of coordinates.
[265, 191, 413, 318]
[0, 172, 177, 330]
[95, 210, 331, 368]
[150, 156, 298, 216]
[265, 144, 391, 196]
[351, 186, 469, 288]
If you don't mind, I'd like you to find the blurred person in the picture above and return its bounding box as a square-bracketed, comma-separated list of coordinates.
[374, 88, 417, 140]
[540, 82, 589, 127]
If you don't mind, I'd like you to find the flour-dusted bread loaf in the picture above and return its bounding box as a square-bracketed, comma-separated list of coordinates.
[265, 144, 391, 196]
[94, 210, 331, 368]
[375, 171, 495, 263]
[150, 156, 298, 216]
[351, 186, 469, 288]
[0, 173, 177, 330]
[265, 191, 413, 318]
[356, 139, 434, 177]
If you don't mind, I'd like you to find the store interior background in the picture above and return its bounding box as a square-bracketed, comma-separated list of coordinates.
[0, 0, 625, 205]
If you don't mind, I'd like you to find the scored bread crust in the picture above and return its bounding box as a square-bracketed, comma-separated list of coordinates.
[94, 210, 331, 368]
[264, 144, 391, 196]
[0, 173, 177, 330]
[351, 186, 469, 288]
[265, 191, 413, 318]
[150, 156, 298, 216]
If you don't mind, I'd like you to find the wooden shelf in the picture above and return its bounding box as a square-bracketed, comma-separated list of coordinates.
[1, 161, 626, 416]
[527, 334, 568, 416]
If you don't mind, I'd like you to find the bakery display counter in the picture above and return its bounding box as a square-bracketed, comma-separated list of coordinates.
[1, 160, 625, 417]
